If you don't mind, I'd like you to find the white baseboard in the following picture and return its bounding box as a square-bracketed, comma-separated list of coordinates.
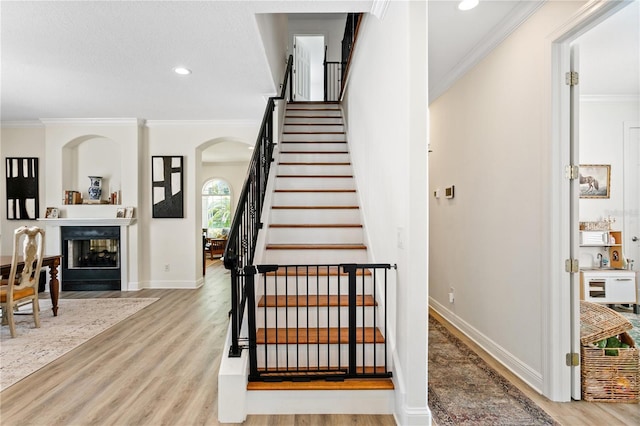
[429, 297, 543, 394]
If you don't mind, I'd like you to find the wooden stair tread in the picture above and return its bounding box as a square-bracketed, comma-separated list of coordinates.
[284, 119, 343, 122]
[284, 123, 343, 126]
[280, 141, 347, 144]
[271, 206, 359, 210]
[283, 131, 345, 135]
[279, 151, 348, 154]
[269, 224, 362, 228]
[266, 244, 366, 250]
[265, 266, 371, 277]
[258, 294, 376, 308]
[247, 378, 394, 391]
[274, 189, 355, 193]
[256, 327, 385, 344]
[276, 175, 353, 178]
[278, 162, 351, 165]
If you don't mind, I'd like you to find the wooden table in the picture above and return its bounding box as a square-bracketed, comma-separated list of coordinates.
[206, 238, 226, 260]
[0, 255, 62, 316]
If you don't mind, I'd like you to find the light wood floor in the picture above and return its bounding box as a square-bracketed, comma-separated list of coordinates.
[0, 261, 395, 426]
[2, 261, 637, 425]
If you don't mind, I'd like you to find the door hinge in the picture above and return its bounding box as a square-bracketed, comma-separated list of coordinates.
[565, 71, 579, 86]
[565, 165, 579, 180]
[565, 258, 579, 273]
[566, 352, 580, 367]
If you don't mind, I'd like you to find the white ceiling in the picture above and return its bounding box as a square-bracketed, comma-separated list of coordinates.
[2, 0, 638, 162]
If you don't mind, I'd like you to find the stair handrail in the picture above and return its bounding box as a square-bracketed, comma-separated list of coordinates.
[338, 13, 363, 101]
[224, 55, 293, 357]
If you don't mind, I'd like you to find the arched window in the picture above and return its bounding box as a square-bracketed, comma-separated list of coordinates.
[202, 179, 231, 237]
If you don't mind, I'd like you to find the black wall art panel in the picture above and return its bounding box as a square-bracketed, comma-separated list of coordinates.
[152, 156, 184, 218]
[6, 157, 39, 220]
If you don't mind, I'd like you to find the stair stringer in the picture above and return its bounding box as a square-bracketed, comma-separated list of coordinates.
[336, 104, 404, 413]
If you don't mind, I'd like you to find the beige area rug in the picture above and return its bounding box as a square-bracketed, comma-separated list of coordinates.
[0, 296, 158, 391]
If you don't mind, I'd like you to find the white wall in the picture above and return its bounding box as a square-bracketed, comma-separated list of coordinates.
[0, 124, 46, 256]
[255, 13, 289, 91]
[288, 15, 347, 62]
[578, 98, 640, 266]
[429, 0, 587, 397]
[342, 2, 429, 424]
[579, 98, 639, 222]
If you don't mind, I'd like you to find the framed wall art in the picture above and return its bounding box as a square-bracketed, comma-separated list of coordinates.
[152, 156, 184, 218]
[6, 157, 39, 220]
[579, 164, 610, 199]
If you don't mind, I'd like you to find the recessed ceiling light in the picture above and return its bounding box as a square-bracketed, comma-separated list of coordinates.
[173, 67, 192, 75]
[458, 0, 479, 11]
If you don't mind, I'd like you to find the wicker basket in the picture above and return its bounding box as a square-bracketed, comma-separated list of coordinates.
[580, 301, 632, 345]
[580, 301, 639, 403]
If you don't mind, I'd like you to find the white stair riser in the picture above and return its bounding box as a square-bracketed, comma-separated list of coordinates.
[281, 133, 345, 142]
[256, 276, 374, 295]
[284, 125, 344, 133]
[264, 249, 368, 264]
[272, 191, 357, 206]
[278, 153, 351, 163]
[270, 208, 360, 224]
[277, 164, 352, 176]
[285, 117, 343, 125]
[256, 344, 387, 369]
[255, 306, 377, 328]
[267, 227, 363, 244]
[285, 109, 342, 117]
[275, 177, 354, 191]
[278, 143, 348, 153]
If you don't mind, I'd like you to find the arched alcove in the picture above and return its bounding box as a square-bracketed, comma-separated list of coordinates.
[62, 135, 121, 201]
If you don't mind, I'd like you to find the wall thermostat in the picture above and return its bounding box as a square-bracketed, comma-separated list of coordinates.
[445, 186, 455, 199]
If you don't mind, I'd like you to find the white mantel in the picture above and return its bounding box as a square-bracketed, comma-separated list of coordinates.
[38, 218, 136, 227]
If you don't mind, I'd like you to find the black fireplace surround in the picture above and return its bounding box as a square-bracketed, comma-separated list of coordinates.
[61, 226, 121, 291]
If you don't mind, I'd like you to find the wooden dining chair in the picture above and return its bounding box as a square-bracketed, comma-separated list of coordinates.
[0, 226, 45, 337]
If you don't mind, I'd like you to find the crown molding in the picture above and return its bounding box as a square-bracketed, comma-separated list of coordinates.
[145, 119, 260, 128]
[39, 118, 144, 126]
[370, 0, 390, 19]
[1, 120, 44, 128]
[429, 1, 546, 104]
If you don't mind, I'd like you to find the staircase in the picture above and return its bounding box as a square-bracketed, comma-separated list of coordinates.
[243, 102, 394, 414]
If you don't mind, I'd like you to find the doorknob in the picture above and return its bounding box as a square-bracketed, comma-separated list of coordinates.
[633, 236, 639, 242]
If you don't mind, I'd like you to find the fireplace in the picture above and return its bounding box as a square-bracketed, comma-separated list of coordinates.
[61, 226, 121, 291]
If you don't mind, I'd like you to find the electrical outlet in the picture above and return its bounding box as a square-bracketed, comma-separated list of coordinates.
[164, 264, 170, 272]
[448, 287, 455, 303]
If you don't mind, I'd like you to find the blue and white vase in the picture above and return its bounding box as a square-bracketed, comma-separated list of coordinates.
[88, 176, 102, 200]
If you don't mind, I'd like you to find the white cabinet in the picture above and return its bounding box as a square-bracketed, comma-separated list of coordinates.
[580, 270, 636, 304]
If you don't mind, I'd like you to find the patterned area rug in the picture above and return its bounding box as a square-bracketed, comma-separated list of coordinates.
[428, 316, 558, 425]
[0, 297, 158, 391]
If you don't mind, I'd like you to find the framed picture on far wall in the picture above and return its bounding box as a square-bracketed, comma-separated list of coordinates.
[152, 156, 184, 218]
[579, 164, 610, 199]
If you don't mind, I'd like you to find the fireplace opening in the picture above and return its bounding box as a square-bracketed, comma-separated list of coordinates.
[61, 226, 121, 291]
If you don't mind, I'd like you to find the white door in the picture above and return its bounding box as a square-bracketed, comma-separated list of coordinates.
[569, 46, 581, 400]
[624, 123, 640, 270]
[294, 37, 310, 102]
